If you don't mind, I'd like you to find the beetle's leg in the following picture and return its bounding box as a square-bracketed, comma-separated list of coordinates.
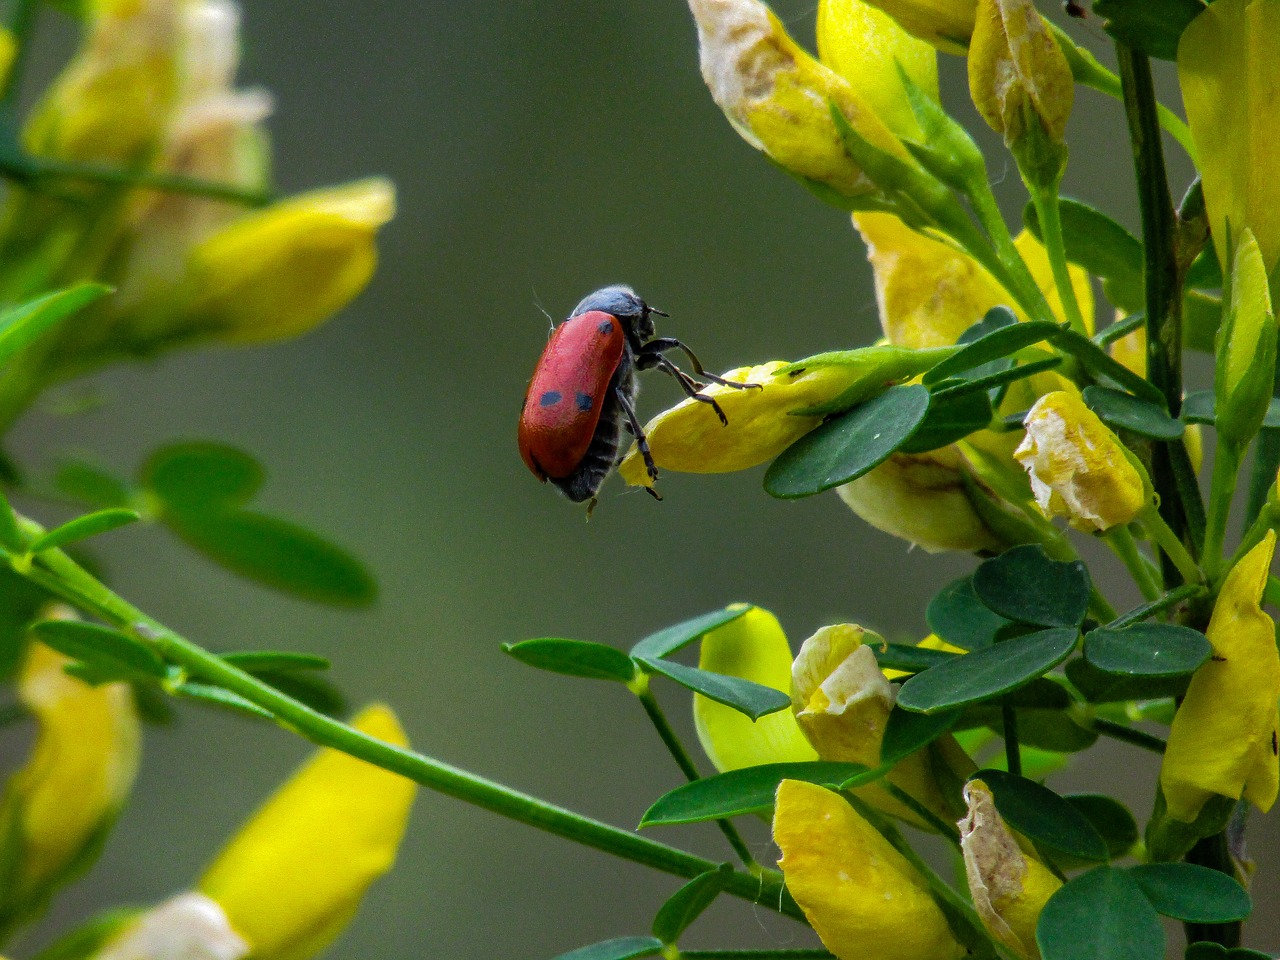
[614, 382, 660, 483]
[637, 349, 730, 426]
[641, 338, 763, 391]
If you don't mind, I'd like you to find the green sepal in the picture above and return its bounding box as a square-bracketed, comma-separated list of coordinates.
[1145, 788, 1237, 863]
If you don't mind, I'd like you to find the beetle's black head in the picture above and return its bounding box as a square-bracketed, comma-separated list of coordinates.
[571, 285, 664, 342]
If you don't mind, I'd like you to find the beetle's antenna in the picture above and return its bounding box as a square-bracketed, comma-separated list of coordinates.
[530, 287, 556, 334]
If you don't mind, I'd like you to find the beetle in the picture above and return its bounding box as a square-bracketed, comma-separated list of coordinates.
[518, 285, 752, 510]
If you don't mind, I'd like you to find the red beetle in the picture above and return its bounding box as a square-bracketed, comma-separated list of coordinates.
[518, 285, 750, 508]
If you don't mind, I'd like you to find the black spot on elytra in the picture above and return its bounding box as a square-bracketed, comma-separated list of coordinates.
[1272, 730, 1277, 755]
[539, 390, 562, 407]
[597, 319, 615, 335]
[576, 392, 594, 412]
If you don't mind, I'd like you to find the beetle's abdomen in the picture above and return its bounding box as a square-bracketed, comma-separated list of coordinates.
[518, 311, 626, 480]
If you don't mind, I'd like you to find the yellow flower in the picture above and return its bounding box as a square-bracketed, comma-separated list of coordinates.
[0, 635, 140, 925]
[857, 0, 977, 54]
[198, 705, 416, 960]
[184, 178, 395, 344]
[687, 0, 911, 197]
[1215, 227, 1277, 446]
[1161, 532, 1280, 822]
[693, 606, 818, 772]
[773, 779, 965, 960]
[617, 349, 947, 486]
[817, 0, 939, 140]
[960, 780, 1062, 960]
[791, 624, 973, 827]
[1178, 0, 1280, 273]
[1014, 390, 1147, 532]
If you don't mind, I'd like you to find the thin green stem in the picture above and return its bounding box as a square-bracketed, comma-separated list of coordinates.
[635, 685, 758, 870]
[14, 540, 800, 920]
[1001, 700, 1021, 778]
[1104, 526, 1161, 602]
[1028, 184, 1087, 335]
[879, 780, 960, 846]
[1106, 583, 1205, 629]
[1077, 714, 1167, 754]
[1139, 505, 1203, 587]
[1203, 440, 1244, 583]
[965, 178, 1059, 325]
[1088, 587, 1119, 624]
[1, 155, 274, 207]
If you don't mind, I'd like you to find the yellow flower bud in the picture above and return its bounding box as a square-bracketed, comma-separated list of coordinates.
[968, 0, 1073, 170]
[1215, 227, 1278, 446]
[184, 178, 395, 344]
[0, 634, 140, 926]
[1014, 390, 1147, 532]
[791, 624, 972, 828]
[198, 705, 416, 960]
[857, 0, 977, 54]
[694, 606, 818, 772]
[96, 893, 249, 960]
[817, 0, 939, 140]
[960, 780, 1062, 960]
[688, 0, 911, 196]
[837, 447, 1013, 553]
[773, 779, 965, 960]
[1161, 531, 1280, 822]
[1179, 0, 1280, 273]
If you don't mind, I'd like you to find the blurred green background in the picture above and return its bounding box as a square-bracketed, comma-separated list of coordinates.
[7, 1, 1278, 957]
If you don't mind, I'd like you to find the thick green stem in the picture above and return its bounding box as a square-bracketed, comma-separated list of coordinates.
[0, 155, 274, 207]
[1139, 505, 1203, 586]
[1104, 526, 1162, 602]
[15, 542, 800, 920]
[635, 684, 758, 871]
[1076, 714, 1167, 754]
[1028, 182, 1087, 335]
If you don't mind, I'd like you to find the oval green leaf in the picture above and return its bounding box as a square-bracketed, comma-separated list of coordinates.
[1084, 624, 1211, 677]
[1048, 327, 1168, 408]
[31, 619, 167, 681]
[1065, 657, 1190, 703]
[551, 937, 663, 960]
[640, 762, 872, 826]
[1180, 391, 1280, 429]
[54, 457, 135, 509]
[652, 865, 732, 944]
[927, 576, 1011, 650]
[166, 511, 376, 607]
[896, 627, 1078, 713]
[1127, 863, 1251, 923]
[143, 442, 264, 514]
[1083, 386, 1185, 440]
[1066, 795, 1139, 860]
[881, 706, 959, 764]
[923, 321, 1061, 384]
[764, 385, 930, 499]
[28, 508, 141, 554]
[973, 545, 1091, 628]
[1037, 866, 1164, 960]
[977, 769, 1109, 862]
[503, 637, 636, 683]
[872, 642, 957, 674]
[630, 606, 749, 659]
[898, 390, 993, 453]
[635, 656, 790, 720]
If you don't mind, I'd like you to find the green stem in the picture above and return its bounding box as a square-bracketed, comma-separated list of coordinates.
[1139, 505, 1203, 586]
[965, 178, 1059, 325]
[634, 684, 758, 871]
[1203, 440, 1244, 583]
[1088, 587, 1119, 624]
[1028, 182, 1087, 336]
[1078, 714, 1167, 754]
[15, 541, 800, 920]
[1104, 526, 1162, 602]
[1001, 700, 1021, 777]
[0, 154, 274, 207]
[879, 780, 960, 846]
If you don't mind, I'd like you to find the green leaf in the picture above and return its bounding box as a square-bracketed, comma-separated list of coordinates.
[1083, 624, 1211, 677]
[550, 937, 663, 960]
[0, 570, 55, 681]
[651, 865, 732, 944]
[173, 681, 276, 720]
[871, 642, 957, 674]
[923, 321, 1061, 385]
[631, 606, 749, 659]
[503, 637, 636, 683]
[220, 651, 331, 673]
[142, 442, 264, 514]
[764, 386, 930, 499]
[881, 706, 959, 763]
[166, 511, 376, 607]
[898, 390, 992, 453]
[1092, 0, 1207, 61]
[972, 705, 1097, 752]
[0, 284, 110, 371]
[1024, 198, 1144, 313]
[254, 670, 346, 717]
[1127, 864, 1251, 923]
[1186, 248, 1223, 290]
[1049, 327, 1168, 408]
[927, 576, 1011, 650]
[53, 458, 134, 509]
[1180, 391, 1280, 429]
[1037, 866, 1164, 960]
[1083, 386, 1184, 440]
[0, 491, 23, 551]
[1065, 657, 1189, 703]
[929, 356, 1063, 401]
[1066, 794, 1139, 860]
[27, 508, 140, 554]
[30, 619, 167, 681]
[977, 769, 1109, 862]
[640, 762, 873, 826]
[973, 546, 1091, 628]
[1186, 947, 1272, 960]
[635, 656, 790, 720]
[896, 627, 1078, 713]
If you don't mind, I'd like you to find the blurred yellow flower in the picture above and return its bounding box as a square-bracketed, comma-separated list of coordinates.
[858, 0, 977, 54]
[1161, 532, 1280, 822]
[960, 780, 1061, 960]
[1014, 390, 1146, 532]
[199, 704, 416, 960]
[773, 779, 965, 960]
[96, 893, 249, 960]
[0, 635, 139, 925]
